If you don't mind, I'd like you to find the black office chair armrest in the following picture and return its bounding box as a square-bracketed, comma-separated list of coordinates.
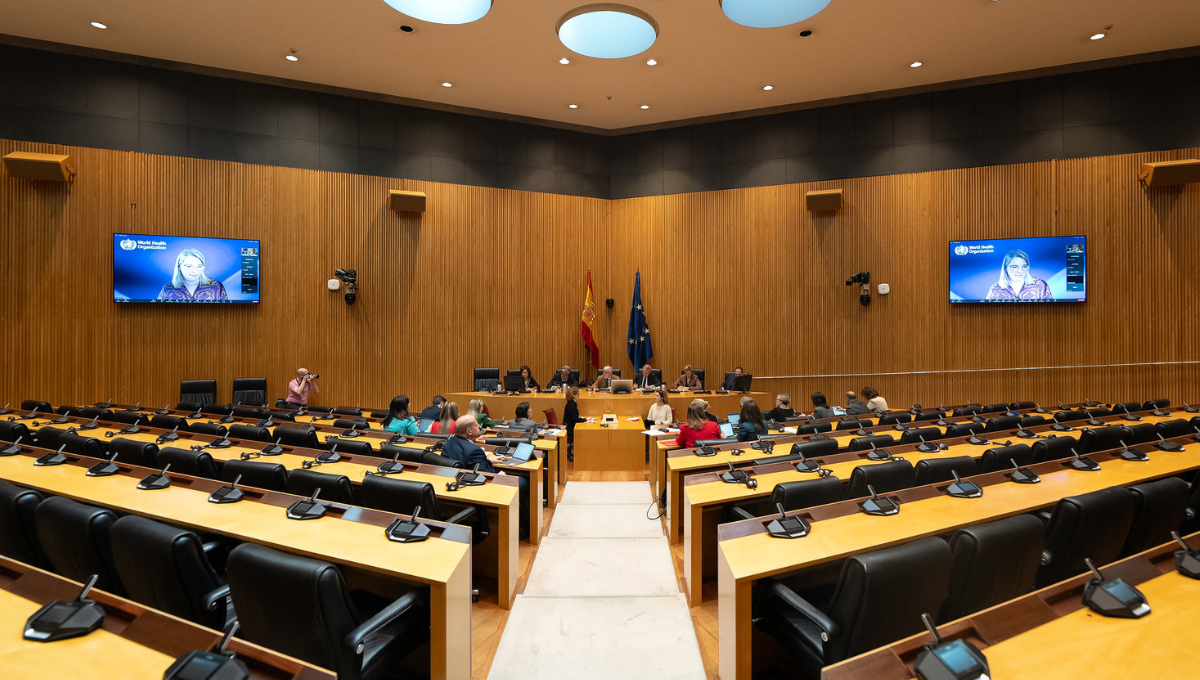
[767, 579, 841, 640]
[729, 506, 755, 521]
[202, 584, 231, 612]
[343, 590, 423, 656]
[444, 506, 478, 526]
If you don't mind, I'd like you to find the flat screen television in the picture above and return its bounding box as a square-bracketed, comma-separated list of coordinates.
[113, 234, 261, 304]
[949, 236, 1086, 303]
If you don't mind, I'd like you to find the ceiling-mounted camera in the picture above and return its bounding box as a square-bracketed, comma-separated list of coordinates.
[846, 271, 871, 306]
[334, 269, 358, 305]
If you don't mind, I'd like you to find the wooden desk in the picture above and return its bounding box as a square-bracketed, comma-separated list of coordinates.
[0, 448, 473, 680]
[716, 434, 1200, 680]
[446, 390, 771, 420]
[484, 427, 564, 511]
[573, 420, 649, 473]
[0, 557, 332, 680]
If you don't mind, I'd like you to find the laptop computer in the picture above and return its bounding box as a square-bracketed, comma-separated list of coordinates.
[418, 418, 434, 432]
[719, 422, 735, 438]
[727, 414, 741, 426]
[611, 379, 634, 394]
[499, 442, 536, 466]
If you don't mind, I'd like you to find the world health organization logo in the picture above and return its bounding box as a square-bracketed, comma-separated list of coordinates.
[119, 238, 137, 251]
[954, 245, 969, 256]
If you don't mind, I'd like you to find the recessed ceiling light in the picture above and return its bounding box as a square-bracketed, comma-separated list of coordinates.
[1090, 33, 1106, 40]
[646, 59, 657, 65]
[559, 57, 570, 64]
[640, 104, 650, 109]
[569, 104, 578, 109]
[285, 54, 299, 62]
[90, 21, 107, 29]
[557, 5, 658, 59]
[763, 85, 774, 91]
[382, 0, 491, 25]
[910, 61, 923, 68]
[442, 82, 453, 87]
[721, 0, 831, 28]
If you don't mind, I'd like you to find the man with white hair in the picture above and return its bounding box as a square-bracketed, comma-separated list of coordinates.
[547, 365, 578, 391]
[592, 365, 615, 390]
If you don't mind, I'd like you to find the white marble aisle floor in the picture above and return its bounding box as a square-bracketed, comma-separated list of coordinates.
[487, 482, 707, 680]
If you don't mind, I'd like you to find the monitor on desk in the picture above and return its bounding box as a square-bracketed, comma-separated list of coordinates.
[502, 375, 525, 393]
[732, 374, 753, 392]
[611, 379, 634, 394]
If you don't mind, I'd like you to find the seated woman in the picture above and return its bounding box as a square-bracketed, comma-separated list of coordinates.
[862, 386, 889, 412]
[674, 401, 721, 449]
[467, 399, 497, 429]
[737, 399, 768, 442]
[672, 365, 703, 391]
[381, 395, 419, 436]
[647, 388, 673, 427]
[763, 394, 796, 422]
[518, 365, 540, 392]
[430, 401, 460, 434]
[810, 391, 835, 419]
[509, 402, 538, 430]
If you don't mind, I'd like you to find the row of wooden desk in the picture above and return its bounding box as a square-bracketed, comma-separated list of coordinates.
[446, 389, 772, 420]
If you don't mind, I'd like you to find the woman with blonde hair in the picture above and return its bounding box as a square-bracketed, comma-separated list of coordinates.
[984, 249, 1052, 301]
[431, 401, 460, 434]
[466, 399, 497, 429]
[672, 365, 702, 390]
[674, 401, 720, 448]
[156, 248, 228, 301]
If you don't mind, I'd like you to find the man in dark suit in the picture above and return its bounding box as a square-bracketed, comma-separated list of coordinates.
[721, 367, 745, 390]
[442, 416, 497, 473]
[418, 396, 445, 422]
[546, 366, 578, 392]
[844, 391, 871, 415]
[637, 363, 661, 390]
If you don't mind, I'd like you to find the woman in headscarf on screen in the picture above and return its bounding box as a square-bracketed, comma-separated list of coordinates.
[984, 249, 1052, 301]
[156, 248, 228, 301]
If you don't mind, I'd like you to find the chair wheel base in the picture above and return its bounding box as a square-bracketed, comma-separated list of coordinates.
[471, 589, 480, 603]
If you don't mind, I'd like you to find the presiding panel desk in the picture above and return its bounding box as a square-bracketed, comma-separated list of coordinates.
[0, 556, 332, 680]
[15, 413, 524, 610]
[0, 444, 474, 680]
[715, 431, 1200, 680]
[824, 534, 1200, 680]
[447, 389, 772, 420]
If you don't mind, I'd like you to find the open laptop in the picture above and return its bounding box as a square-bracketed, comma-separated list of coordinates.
[499, 442, 536, 466]
[727, 414, 741, 426]
[719, 422, 735, 438]
[611, 379, 634, 394]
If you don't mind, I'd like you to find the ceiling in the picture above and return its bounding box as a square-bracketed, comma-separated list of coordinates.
[2, 0, 1199, 131]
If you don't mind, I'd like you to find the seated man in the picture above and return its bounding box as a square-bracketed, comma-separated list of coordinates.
[419, 396, 445, 422]
[546, 365, 578, 392]
[442, 416, 498, 473]
[593, 366, 615, 390]
[636, 363, 661, 390]
[844, 391, 871, 416]
[721, 366, 745, 391]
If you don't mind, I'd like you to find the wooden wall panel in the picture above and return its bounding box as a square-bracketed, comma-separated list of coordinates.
[2, 137, 1198, 412]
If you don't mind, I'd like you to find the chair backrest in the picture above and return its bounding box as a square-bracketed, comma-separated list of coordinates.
[945, 422, 985, 438]
[1037, 485, 1137, 587]
[914, 456, 977, 485]
[109, 437, 160, 468]
[505, 369, 522, 378]
[836, 419, 871, 431]
[422, 451, 465, 468]
[21, 400, 53, 412]
[1156, 418, 1193, 440]
[321, 437, 373, 456]
[913, 409, 945, 422]
[177, 402, 200, 412]
[824, 537, 953, 663]
[876, 412, 912, 426]
[35, 426, 63, 451]
[109, 410, 150, 425]
[150, 414, 190, 432]
[286, 468, 356, 504]
[1030, 434, 1079, 463]
[648, 368, 663, 383]
[1121, 478, 1190, 557]
[59, 431, 106, 458]
[180, 380, 218, 407]
[200, 404, 232, 416]
[952, 405, 981, 416]
[1121, 423, 1158, 445]
[359, 476, 443, 519]
[156, 448, 220, 479]
[78, 407, 114, 421]
[1009, 401, 1037, 411]
[799, 422, 832, 435]
[981, 403, 1009, 413]
[543, 408, 559, 425]
[232, 405, 266, 418]
[0, 421, 31, 443]
[984, 415, 1020, 433]
[1018, 415, 1046, 427]
[788, 439, 839, 458]
[332, 407, 364, 417]
[1112, 401, 1142, 414]
[275, 425, 319, 449]
[689, 368, 703, 386]
[1078, 426, 1127, 454]
[939, 514, 1044, 622]
[1054, 410, 1088, 422]
[770, 476, 843, 511]
[219, 459, 289, 492]
[334, 418, 370, 430]
[473, 367, 500, 391]
[611, 369, 623, 378]
[109, 515, 225, 628]
[229, 424, 273, 443]
[225, 543, 359, 672]
[976, 443, 1034, 473]
[189, 422, 228, 437]
[848, 434, 895, 451]
[570, 369, 580, 384]
[844, 459, 915, 499]
[898, 427, 942, 445]
[1142, 399, 1170, 410]
[34, 496, 123, 595]
[231, 377, 268, 407]
[380, 443, 427, 465]
[0, 480, 47, 568]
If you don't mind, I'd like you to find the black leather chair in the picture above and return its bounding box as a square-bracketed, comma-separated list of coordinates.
[151, 414, 191, 432]
[1018, 415, 1047, 427]
[231, 377, 268, 407]
[1142, 399, 1170, 410]
[177, 402, 201, 412]
[1112, 401, 1142, 414]
[109, 437, 159, 468]
[787, 439, 839, 458]
[225, 543, 427, 680]
[798, 422, 832, 435]
[0, 421, 31, 443]
[1120, 423, 1158, 445]
[848, 434, 895, 451]
[473, 368, 500, 392]
[1036, 486, 1137, 587]
[34, 497, 124, 595]
[1082, 407, 1112, 419]
[1120, 478, 1190, 557]
[333, 407, 364, 417]
[286, 468, 356, 504]
[229, 424, 273, 443]
[190, 422, 228, 437]
[321, 437, 374, 456]
[307, 406, 334, 414]
[913, 409, 945, 422]
[109, 410, 150, 426]
[1009, 401, 1037, 411]
[267, 410, 297, 422]
[0, 480, 49, 568]
[157, 448, 220, 479]
[898, 427, 942, 445]
[728, 476, 843, 521]
[952, 405, 982, 416]
[77, 407, 114, 421]
[981, 403, 1009, 414]
[945, 422, 985, 438]
[21, 400, 53, 413]
[505, 369, 521, 378]
[110, 516, 232, 630]
[690, 369, 704, 387]
[232, 405, 266, 419]
[380, 443, 428, 465]
[334, 418, 370, 430]
[984, 415, 1020, 433]
[844, 460, 915, 499]
[1078, 426, 1127, 454]
[939, 514, 1044, 622]
[422, 451, 464, 469]
[914, 456, 977, 485]
[876, 412, 912, 426]
[836, 419, 871, 431]
[976, 443, 1034, 473]
[35, 426, 64, 450]
[1156, 419, 1193, 440]
[180, 380, 218, 407]
[1054, 410, 1088, 422]
[754, 537, 953, 679]
[201, 404, 233, 416]
[275, 425, 320, 449]
[219, 459, 288, 492]
[1031, 434, 1079, 463]
[58, 431, 106, 458]
[359, 476, 489, 544]
[1183, 469, 1200, 536]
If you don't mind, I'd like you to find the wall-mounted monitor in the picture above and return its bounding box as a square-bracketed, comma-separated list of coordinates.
[949, 235, 1086, 303]
[113, 234, 261, 304]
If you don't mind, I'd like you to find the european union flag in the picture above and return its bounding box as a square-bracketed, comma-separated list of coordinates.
[626, 271, 653, 367]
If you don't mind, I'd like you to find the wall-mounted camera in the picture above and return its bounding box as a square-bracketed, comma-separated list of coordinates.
[334, 269, 358, 305]
[846, 271, 871, 307]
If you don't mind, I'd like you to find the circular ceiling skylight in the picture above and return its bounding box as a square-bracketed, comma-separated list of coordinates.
[382, 0, 491, 25]
[720, 0, 831, 28]
[557, 5, 658, 59]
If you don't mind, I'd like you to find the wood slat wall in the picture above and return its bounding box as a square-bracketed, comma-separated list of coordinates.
[2, 138, 1197, 411]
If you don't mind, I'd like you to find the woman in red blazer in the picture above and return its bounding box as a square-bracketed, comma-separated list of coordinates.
[674, 401, 721, 448]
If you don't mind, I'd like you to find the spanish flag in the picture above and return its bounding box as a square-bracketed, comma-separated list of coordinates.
[580, 270, 599, 368]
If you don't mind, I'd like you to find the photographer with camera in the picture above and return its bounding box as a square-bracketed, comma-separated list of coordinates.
[285, 367, 320, 409]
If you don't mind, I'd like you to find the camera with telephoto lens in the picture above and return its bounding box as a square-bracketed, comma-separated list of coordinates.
[307, 373, 319, 380]
[334, 269, 357, 305]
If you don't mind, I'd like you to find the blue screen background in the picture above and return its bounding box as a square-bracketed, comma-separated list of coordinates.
[113, 234, 260, 303]
[949, 235, 1086, 303]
